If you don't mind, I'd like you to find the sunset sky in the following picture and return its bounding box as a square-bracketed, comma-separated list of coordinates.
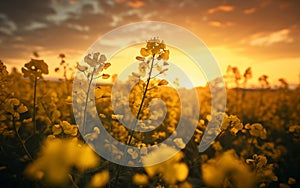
[0, 0, 299, 87]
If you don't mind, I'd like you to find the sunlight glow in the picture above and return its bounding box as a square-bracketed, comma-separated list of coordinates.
[106, 44, 207, 88]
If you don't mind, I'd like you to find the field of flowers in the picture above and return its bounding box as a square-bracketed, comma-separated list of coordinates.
[0, 39, 299, 188]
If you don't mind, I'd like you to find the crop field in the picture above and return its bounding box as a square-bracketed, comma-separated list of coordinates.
[0, 40, 299, 188]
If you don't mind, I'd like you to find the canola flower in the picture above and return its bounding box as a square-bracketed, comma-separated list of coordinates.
[25, 138, 100, 185]
[22, 59, 49, 79]
[126, 37, 170, 145]
[202, 150, 254, 188]
[0, 38, 299, 188]
[139, 37, 170, 60]
[142, 145, 189, 185]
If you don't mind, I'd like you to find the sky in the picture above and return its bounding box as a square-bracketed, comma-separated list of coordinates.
[0, 0, 299, 87]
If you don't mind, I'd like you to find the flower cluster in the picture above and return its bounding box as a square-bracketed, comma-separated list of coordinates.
[51, 121, 78, 137]
[25, 138, 100, 185]
[142, 146, 189, 185]
[77, 52, 111, 78]
[22, 59, 49, 79]
[0, 60, 8, 81]
[202, 150, 254, 188]
[221, 114, 243, 135]
[244, 123, 267, 139]
[246, 154, 278, 183]
[139, 37, 170, 60]
[3, 98, 28, 120]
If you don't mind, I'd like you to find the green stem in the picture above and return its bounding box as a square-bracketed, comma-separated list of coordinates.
[12, 116, 33, 161]
[40, 101, 54, 126]
[113, 54, 156, 188]
[83, 68, 96, 135]
[126, 54, 155, 145]
[64, 65, 69, 94]
[68, 174, 79, 188]
[33, 77, 37, 134]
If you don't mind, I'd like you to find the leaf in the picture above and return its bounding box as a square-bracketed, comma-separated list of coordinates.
[158, 79, 168, 86]
[77, 63, 88, 72]
[102, 74, 110, 79]
[54, 67, 60, 72]
[136, 56, 145, 61]
[159, 68, 168, 74]
[103, 62, 111, 69]
[59, 53, 66, 59]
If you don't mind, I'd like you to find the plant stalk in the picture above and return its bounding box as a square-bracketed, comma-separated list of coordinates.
[113, 54, 156, 188]
[33, 77, 37, 134]
[83, 68, 96, 135]
[126, 54, 155, 145]
[12, 116, 33, 161]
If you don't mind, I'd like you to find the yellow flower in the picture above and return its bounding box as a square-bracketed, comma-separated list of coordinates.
[140, 48, 150, 57]
[139, 37, 169, 58]
[88, 170, 110, 188]
[143, 146, 189, 185]
[202, 150, 254, 188]
[22, 59, 49, 79]
[133, 173, 148, 185]
[245, 123, 267, 139]
[160, 49, 169, 60]
[25, 138, 100, 185]
[84, 53, 107, 67]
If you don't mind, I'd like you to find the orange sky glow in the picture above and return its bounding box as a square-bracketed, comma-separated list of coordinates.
[0, 0, 299, 88]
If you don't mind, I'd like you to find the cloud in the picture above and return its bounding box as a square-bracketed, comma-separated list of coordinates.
[47, 0, 103, 24]
[259, 0, 273, 8]
[25, 21, 48, 31]
[67, 23, 90, 32]
[114, 0, 145, 8]
[209, 21, 222, 27]
[208, 5, 235, 14]
[248, 29, 294, 46]
[0, 0, 300, 71]
[127, 0, 144, 8]
[243, 8, 256, 15]
[0, 0, 53, 27]
[0, 14, 18, 35]
[208, 21, 235, 28]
